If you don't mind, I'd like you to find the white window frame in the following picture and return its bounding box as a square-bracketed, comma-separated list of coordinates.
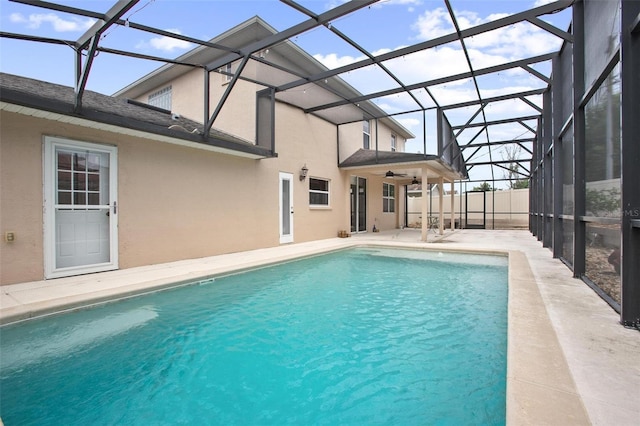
[391, 134, 397, 152]
[363, 120, 370, 149]
[309, 177, 330, 207]
[148, 85, 171, 111]
[383, 182, 395, 213]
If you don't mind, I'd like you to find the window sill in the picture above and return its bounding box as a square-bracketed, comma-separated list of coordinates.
[310, 205, 332, 210]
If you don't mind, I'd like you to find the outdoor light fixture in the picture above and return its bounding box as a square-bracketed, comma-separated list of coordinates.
[300, 164, 308, 181]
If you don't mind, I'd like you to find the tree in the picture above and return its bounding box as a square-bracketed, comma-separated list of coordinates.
[511, 178, 529, 189]
[502, 145, 530, 189]
[472, 181, 493, 191]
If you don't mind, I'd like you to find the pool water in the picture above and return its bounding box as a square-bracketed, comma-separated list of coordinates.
[0, 248, 508, 425]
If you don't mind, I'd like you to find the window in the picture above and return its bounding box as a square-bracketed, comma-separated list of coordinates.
[309, 178, 330, 206]
[148, 86, 171, 111]
[363, 120, 370, 149]
[56, 150, 104, 206]
[391, 134, 397, 152]
[383, 182, 395, 213]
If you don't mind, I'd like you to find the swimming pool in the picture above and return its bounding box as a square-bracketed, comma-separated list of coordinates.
[0, 247, 508, 425]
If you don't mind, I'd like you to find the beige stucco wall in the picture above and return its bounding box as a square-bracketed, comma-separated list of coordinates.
[338, 120, 407, 163]
[134, 62, 409, 160]
[0, 113, 45, 284]
[370, 177, 400, 231]
[133, 61, 258, 143]
[0, 105, 358, 285]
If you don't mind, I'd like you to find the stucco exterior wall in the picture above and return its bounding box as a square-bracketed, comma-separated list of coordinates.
[0, 112, 45, 284]
[338, 122, 364, 162]
[0, 105, 351, 285]
[337, 119, 408, 163]
[375, 122, 406, 153]
[132, 61, 259, 143]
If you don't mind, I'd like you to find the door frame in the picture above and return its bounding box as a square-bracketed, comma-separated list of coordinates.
[464, 190, 486, 229]
[44, 136, 119, 279]
[279, 172, 294, 244]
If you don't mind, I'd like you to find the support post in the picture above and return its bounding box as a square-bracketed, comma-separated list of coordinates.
[572, 0, 586, 277]
[621, 0, 640, 327]
[450, 181, 455, 231]
[438, 177, 444, 235]
[552, 56, 564, 258]
[421, 167, 429, 242]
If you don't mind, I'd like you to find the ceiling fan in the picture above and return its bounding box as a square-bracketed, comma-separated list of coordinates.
[385, 170, 407, 178]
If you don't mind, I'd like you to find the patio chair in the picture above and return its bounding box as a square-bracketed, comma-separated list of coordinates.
[428, 216, 440, 233]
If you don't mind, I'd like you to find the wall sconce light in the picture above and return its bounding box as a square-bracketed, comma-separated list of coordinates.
[300, 164, 308, 181]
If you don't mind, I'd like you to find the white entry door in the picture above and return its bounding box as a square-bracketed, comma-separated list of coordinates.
[279, 172, 294, 244]
[44, 137, 118, 278]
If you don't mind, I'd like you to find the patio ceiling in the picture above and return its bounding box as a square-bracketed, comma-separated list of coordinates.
[2, 0, 575, 185]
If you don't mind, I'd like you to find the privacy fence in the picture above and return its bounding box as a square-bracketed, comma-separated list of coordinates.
[406, 188, 529, 230]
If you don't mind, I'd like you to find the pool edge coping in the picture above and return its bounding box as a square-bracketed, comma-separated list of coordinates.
[505, 249, 590, 425]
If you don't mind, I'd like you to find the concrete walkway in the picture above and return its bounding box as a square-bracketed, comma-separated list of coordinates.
[1, 229, 638, 425]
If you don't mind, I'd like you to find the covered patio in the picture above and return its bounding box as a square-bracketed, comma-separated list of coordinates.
[339, 148, 465, 241]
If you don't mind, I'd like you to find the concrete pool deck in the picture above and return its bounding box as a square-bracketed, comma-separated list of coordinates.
[1, 229, 638, 425]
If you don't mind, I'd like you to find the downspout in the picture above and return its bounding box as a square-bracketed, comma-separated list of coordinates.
[203, 69, 209, 128]
[336, 124, 341, 167]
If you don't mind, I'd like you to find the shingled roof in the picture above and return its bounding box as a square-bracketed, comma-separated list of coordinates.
[339, 148, 438, 168]
[0, 72, 273, 159]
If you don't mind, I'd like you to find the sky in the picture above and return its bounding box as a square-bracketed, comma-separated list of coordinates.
[0, 0, 573, 186]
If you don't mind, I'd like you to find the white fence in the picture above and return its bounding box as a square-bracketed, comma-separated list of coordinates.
[406, 188, 529, 229]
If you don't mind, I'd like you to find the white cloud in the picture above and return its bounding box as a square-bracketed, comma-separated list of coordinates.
[10, 12, 95, 32]
[377, 0, 423, 6]
[397, 116, 421, 129]
[411, 8, 452, 40]
[412, 7, 562, 59]
[137, 29, 193, 53]
[464, 21, 562, 59]
[313, 52, 365, 69]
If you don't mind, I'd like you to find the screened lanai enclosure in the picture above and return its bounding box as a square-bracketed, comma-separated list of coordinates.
[529, 0, 639, 329]
[1, 0, 638, 328]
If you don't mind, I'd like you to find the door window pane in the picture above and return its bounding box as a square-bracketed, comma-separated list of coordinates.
[87, 154, 101, 173]
[57, 152, 72, 170]
[58, 171, 71, 190]
[282, 180, 290, 234]
[88, 174, 100, 191]
[58, 191, 71, 205]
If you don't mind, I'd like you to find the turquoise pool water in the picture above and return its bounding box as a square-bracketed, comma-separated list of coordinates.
[0, 248, 508, 425]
